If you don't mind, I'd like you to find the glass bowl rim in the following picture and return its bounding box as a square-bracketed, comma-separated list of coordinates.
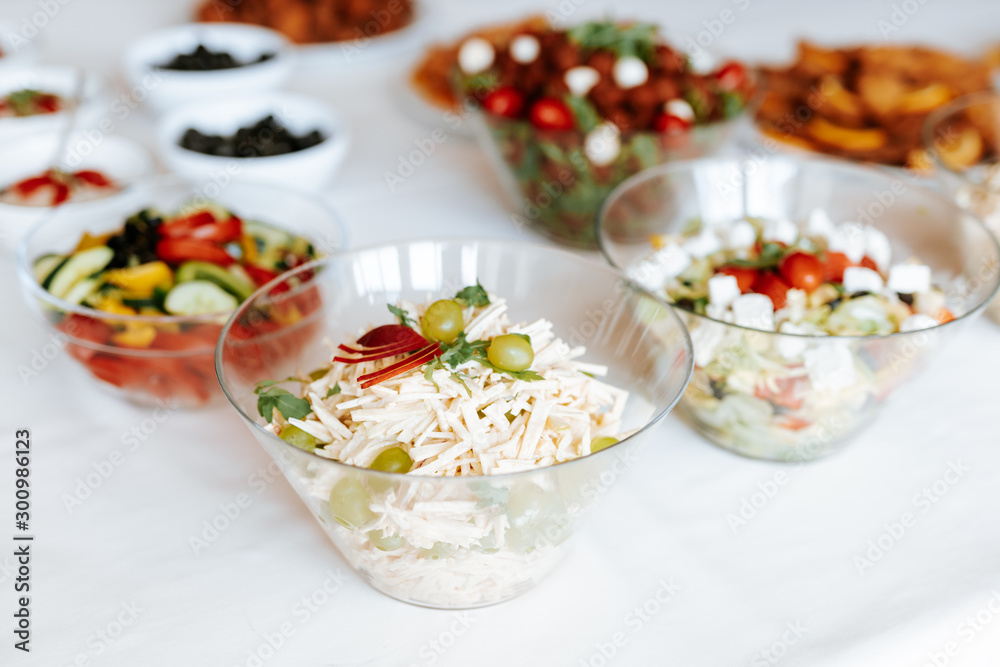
[15, 173, 347, 329]
[595, 153, 1000, 340]
[214, 236, 695, 481]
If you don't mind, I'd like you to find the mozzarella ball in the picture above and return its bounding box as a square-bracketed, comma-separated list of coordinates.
[458, 38, 495, 74]
[613, 55, 649, 89]
[509, 35, 540, 63]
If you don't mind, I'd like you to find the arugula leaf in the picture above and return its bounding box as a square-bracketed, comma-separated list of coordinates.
[720, 91, 745, 119]
[424, 360, 442, 390]
[511, 333, 531, 343]
[255, 387, 311, 423]
[454, 282, 490, 308]
[325, 383, 341, 399]
[564, 95, 601, 133]
[566, 21, 657, 61]
[388, 304, 415, 327]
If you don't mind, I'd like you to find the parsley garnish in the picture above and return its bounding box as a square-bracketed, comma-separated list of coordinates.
[388, 303, 415, 327]
[454, 282, 490, 308]
[254, 380, 312, 423]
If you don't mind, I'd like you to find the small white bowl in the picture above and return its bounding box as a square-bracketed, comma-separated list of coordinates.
[0, 66, 106, 143]
[0, 20, 40, 69]
[0, 132, 153, 252]
[156, 92, 349, 191]
[123, 23, 293, 115]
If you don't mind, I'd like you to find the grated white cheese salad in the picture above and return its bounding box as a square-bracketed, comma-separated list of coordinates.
[628, 212, 958, 460]
[253, 285, 630, 606]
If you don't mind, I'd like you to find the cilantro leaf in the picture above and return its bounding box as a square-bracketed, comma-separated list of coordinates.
[454, 282, 490, 308]
[388, 304, 415, 327]
[255, 387, 311, 423]
[325, 383, 341, 399]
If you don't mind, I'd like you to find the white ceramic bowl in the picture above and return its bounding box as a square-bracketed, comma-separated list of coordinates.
[156, 92, 349, 191]
[0, 131, 153, 252]
[0, 66, 106, 143]
[0, 20, 40, 69]
[123, 23, 293, 114]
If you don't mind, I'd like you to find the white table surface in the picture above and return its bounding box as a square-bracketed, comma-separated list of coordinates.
[3, 1, 1000, 665]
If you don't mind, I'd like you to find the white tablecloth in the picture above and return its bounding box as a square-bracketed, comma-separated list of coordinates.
[3, 0, 1000, 665]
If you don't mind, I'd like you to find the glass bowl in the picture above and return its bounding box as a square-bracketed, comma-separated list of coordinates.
[469, 110, 742, 250]
[923, 91, 1000, 324]
[598, 155, 1000, 461]
[216, 240, 693, 608]
[16, 175, 345, 409]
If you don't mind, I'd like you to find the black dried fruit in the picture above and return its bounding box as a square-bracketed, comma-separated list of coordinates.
[179, 115, 326, 158]
[157, 45, 274, 71]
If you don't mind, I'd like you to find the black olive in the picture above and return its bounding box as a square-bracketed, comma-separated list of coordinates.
[710, 379, 726, 400]
[849, 291, 871, 299]
[898, 292, 914, 306]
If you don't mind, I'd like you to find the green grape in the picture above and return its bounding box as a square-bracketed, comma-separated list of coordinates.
[328, 476, 374, 528]
[590, 436, 618, 453]
[370, 447, 413, 473]
[486, 334, 534, 372]
[420, 299, 464, 343]
[367, 530, 406, 551]
[279, 425, 319, 452]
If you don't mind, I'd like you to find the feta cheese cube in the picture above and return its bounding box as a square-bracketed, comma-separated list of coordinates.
[887, 264, 931, 294]
[829, 223, 866, 263]
[731, 293, 775, 330]
[864, 227, 892, 269]
[900, 314, 939, 332]
[628, 243, 690, 290]
[705, 303, 733, 323]
[690, 323, 725, 367]
[807, 209, 836, 241]
[708, 274, 741, 308]
[762, 218, 799, 245]
[803, 343, 857, 391]
[727, 220, 757, 249]
[843, 266, 884, 293]
[683, 228, 723, 258]
[777, 321, 809, 360]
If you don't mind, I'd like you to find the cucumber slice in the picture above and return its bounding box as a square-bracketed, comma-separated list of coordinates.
[122, 296, 159, 309]
[33, 254, 67, 285]
[63, 277, 101, 305]
[40, 256, 70, 289]
[48, 246, 114, 299]
[164, 280, 238, 316]
[175, 261, 255, 301]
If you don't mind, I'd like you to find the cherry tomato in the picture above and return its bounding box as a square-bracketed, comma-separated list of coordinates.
[778, 251, 825, 292]
[752, 272, 791, 310]
[188, 215, 243, 243]
[823, 251, 853, 283]
[859, 256, 879, 272]
[159, 211, 217, 238]
[653, 113, 692, 135]
[529, 98, 574, 131]
[155, 238, 234, 266]
[482, 86, 525, 119]
[715, 61, 748, 91]
[718, 266, 758, 293]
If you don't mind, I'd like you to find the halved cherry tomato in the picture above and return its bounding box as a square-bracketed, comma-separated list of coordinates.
[243, 264, 280, 286]
[12, 174, 54, 196]
[859, 256, 879, 272]
[188, 215, 242, 243]
[779, 251, 824, 292]
[529, 98, 574, 131]
[653, 113, 692, 135]
[715, 61, 748, 91]
[823, 251, 853, 283]
[155, 238, 234, 266]
[483, 86, 525, 119]
[73, 170, 113, 187]
[752, 272, 791, 310]
[718, 266, 758, 293]
[35, 94, 60, 113]
[159, 211, 217, 238]
[52, 183, 70, 205]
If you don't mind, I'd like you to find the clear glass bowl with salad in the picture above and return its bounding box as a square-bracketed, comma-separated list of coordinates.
[454, 19, 753, 249]
[923, 91, 1000, 325]
[16, 176, 345, 409]
[216, 240, 693, 608]
[598, 155, 1000, 461]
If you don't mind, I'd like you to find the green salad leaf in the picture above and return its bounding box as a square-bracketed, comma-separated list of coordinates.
[454, 282, 490, 308]
[388, 303, 415, 327]
[567, 21, 657, 61]
[254, 383, 312, 424]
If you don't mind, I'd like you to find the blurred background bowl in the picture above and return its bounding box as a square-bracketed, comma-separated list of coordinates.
[598, 155, 1000, 461]
[216, 239, 693, 608]
[156, 91, 350, 192]
[0, 66, 106, 142]
[16, 175, 346, 409]
[123, 22, 294, 115]
[923, 91, 1000, 325]
[0, 131, 153, 252]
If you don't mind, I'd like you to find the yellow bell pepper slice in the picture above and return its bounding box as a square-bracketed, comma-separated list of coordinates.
[111, 323, 157, 348]
[240, 234, 259, 264]
[105, 261, 173, 297]
[94, 296, 136, 316]
[74, 232, 113, 253]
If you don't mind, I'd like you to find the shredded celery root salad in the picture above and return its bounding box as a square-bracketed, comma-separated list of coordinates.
[630, 211, 955, 459]
[252, 284, 630, 605]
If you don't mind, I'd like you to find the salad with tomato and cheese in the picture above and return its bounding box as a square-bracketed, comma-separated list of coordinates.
[454, 19, 753, 247]
[630, 212, 956, 460]
[254, 284, 629, 606]
[1, 168, 117, 207]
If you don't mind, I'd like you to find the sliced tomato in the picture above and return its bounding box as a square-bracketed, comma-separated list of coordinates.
[243, 264, 281, 286]
[155, 238, 234, 266]
[718, 266, 758, 293]
[483, 86, 525, 119]
[823, 251, 853, 283]
[150, 331, 214, 351]
[73, 170, 113, 187]
[159, 211, 217, 238]
[859, 256, 879, 272]
[715, 61, 748, 91]
[755, 376, 804, 411]
[85, 354, 143, 388]
[59, 314, 114, 345]
[778, 416, 813, 431]
[52, 183, 70, 205]
[12, 174, 54, 196]
[187, 215, 243, 243]
[35, 94, 61, 113]
[529, 98, 574, 131]
[752, 272, 791, 310]
[779, 251, 824, 292]
[653, 113, 692, 135]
